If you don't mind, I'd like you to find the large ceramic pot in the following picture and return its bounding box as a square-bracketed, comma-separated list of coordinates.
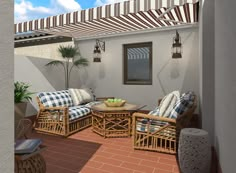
[15, 102, 27, 129]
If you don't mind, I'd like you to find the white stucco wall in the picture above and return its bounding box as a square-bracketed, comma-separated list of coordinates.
[200, 0, 215, 144]
[214, 0, 236, 172]
[15, 41, 74, 60]
[15, 27, 199, 115]
[0, 1, 14, 172]
[76, 28, 199, 109]
[201, 0, 236, 172]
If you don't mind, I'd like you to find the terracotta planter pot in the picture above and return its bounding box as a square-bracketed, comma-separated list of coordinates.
[15, 102, 27, 128]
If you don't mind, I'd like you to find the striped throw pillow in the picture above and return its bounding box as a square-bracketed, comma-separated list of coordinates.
[69, 88, 95, 105]
[68, 88, 83, 105]
[159, 90, 180, 118]
[148, 106, 160, 116]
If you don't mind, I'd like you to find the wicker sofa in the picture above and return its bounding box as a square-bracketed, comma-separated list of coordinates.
[34, 89, 103, 137]
[133, 91, 197, 154]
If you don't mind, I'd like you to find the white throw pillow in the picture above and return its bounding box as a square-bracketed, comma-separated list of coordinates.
[69, 88, 94, 105]
[68, 88, 83, 105]
[159, 90, 180, 118]
[79, 88, 94, 103]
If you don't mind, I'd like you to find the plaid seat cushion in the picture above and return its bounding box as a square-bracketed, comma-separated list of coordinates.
[137, 107, 168, 132]
[38, 90, 73, 107]
[69, 106, 91, 121]
[136, 119, 168, 132]
[169, 91, 195, 119]
[84, 101, 102, 108]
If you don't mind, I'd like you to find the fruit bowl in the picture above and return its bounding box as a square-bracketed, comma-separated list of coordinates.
[104, 99, 126, 107]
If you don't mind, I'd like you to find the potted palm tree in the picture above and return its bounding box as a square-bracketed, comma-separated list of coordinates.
[46, 45, 89, 89]
[14, 81, 34, 127]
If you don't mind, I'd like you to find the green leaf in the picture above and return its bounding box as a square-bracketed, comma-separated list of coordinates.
[58, 45, 79, 59]
[73, 58, 89, 67]
[45, 60, 64, 67]
[14, 81, 34, 103]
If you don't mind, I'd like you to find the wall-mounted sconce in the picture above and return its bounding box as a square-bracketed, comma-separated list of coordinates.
[172, 30, 182, 59]
[93, 39, 105, 62]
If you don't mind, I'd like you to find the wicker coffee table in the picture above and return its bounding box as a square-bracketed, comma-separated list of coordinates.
[91, 103, 139, 138]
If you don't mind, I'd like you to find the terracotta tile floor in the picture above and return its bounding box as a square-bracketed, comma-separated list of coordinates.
[31, 128, 180, 173]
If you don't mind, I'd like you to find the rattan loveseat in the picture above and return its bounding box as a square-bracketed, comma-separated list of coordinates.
[34, 90, 101, 137]
[133, 92, 197, 154]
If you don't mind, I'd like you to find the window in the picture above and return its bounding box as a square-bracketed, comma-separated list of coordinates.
[123, 42, 152, 85]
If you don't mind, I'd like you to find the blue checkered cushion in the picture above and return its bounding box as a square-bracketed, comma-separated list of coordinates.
[38, 90, 73, 107]
[69, 106, 91, 121]
[148, 107, 160, 116]
[137, 107, 168, 132]
[84, 101, 102, 108]
[136, 118, 168, 132]
[169, 91, 195, 119]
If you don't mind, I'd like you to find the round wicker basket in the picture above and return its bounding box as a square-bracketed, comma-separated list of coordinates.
[104, 100, 126, 107]
[15, 154, 46, 173]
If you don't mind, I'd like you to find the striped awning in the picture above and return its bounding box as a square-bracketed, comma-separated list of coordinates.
[128, 47, 150, 60]
[14, 0, 199, 39]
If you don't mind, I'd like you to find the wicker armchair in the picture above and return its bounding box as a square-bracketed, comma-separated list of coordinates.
[133, 97, 197, 154]
[34, 97, 92, 137]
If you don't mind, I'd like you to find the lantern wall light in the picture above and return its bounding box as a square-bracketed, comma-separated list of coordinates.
[172, 30, 182, 59]
[93, 39, 105, 62]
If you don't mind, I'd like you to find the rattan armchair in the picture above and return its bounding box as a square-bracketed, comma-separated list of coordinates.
[34, 97, 92, 137]
[133, 97, 197, 154]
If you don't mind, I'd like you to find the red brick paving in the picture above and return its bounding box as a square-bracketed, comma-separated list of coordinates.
[30, 127, 180, 173]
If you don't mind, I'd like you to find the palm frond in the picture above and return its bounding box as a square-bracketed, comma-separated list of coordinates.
[73, 58, 89, 67]
[45, 60, 64, 67]
[58, 45, 79, 59]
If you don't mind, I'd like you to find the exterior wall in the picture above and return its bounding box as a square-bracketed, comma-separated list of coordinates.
[15, 41, 74, 60]
[0, 1, 14, 172]
[200, 0, 215, 144]
[201, 0, 236, 172]
[76, 28, 199, 110]
[214, 0, 236, 172]
[14, 27, 199, 116]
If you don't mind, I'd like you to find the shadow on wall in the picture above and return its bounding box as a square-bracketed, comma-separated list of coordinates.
[78, 61, 107, 91]
[181, 32, 199, 92]
[29, 56, 84, 90]
[15, 55, 88, 116]
[156, 58, 187, 95]
[212, 136, 222, 173]
[156, 31, 199, 101]
[181, 33, 200, 114]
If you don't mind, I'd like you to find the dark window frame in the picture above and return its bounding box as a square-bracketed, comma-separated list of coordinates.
[123, 42, 152, 85]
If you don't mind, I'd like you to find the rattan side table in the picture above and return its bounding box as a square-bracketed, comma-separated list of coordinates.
[91, 103, 139, 138]
[15, 145, 46, 173]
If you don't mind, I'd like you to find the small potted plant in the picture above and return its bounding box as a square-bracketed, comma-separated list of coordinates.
[14, 81, 34, 127]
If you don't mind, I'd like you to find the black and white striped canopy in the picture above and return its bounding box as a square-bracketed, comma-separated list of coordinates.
[14, 0, 199, 39]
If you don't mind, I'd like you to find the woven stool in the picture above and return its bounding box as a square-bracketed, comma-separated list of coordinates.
[178, 128, 211, 173]
[15, 153, 46, 173]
